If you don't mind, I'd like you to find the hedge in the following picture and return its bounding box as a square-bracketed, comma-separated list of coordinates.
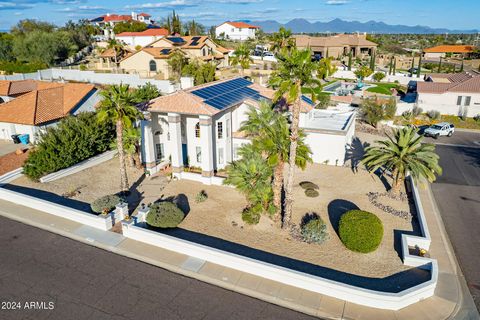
[339, 210, 383, 253]
[91, 194, 122, 214]
[146, 202, 185, 228]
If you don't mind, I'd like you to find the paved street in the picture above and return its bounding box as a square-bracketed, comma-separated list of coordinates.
[0, 216, 317, 320]
[429, 131, 480, 311]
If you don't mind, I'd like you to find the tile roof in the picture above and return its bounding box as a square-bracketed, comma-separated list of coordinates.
[138, 13, 151, 17]
[0, 81, 95, 125]
[116, 28, 169, 37]
[142, 47, 180, 59]
[103, 15, 132, 22]
[423, 45, 475, 53]
[418, 71, 480, 94]
[222, 21, 260, 29]
[294, 34, 377, 48]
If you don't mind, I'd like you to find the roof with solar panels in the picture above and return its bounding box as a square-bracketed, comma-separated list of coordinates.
[148, 77, 316, 116]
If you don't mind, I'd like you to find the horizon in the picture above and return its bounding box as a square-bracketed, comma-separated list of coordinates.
[0, 0, 479, 32]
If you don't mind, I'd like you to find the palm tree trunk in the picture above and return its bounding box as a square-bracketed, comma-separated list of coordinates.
[272, 161, 284, 224]
[128, 154, 135, 167]
[116, 120, 129, 194]
[283, 84, 302, 229]
[389, 168, 403, 195]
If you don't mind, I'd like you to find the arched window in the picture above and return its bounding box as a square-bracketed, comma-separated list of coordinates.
[195, 122, 200, 138]
[149, 60, 157, 72]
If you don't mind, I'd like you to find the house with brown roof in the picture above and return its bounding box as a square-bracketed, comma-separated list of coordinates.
[294, 33, 377, 59]
[141, 77, 355, 184]
[0, 80, 99, 142]
[415, 71, 480, 117]
[215, 21, 260, 41]
[119, 36, 229, 79]
[423, 45, 476, 59]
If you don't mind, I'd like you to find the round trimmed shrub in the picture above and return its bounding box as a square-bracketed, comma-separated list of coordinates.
[241, 207, 261, 225]
[339, 210, 383, 253]
[305, 188, 319, 198]
[301, 217, 329, 244]
[91, 194, 122, 214]
[299, 181, 319, 190]
[146, 202, 185, 228]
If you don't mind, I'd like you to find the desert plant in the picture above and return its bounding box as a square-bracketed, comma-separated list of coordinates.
[384, 98, 397, 120]
[91, 194, 122, 214]
[305, 188, 319, 198]
[402, 111, 413, 121]
[315, 94, 330, 109]
[339, 210, 383, 253]
[427, 110, 441, 120]
[412, 106, 423, 117]
[301, 214, 329, 244]
[146, 202, 185, 228]
[242, 206, 261, 225]
[195, 190, 208, 203]
[474, 114, 480, 122]
[230, 43, 253, 76]
[372, 72, 386, 82]
[354, 66, 373, 80]
[299, 181, 319, 190]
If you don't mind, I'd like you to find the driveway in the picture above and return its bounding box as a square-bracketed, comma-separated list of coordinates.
[429, 131, 480, 311]
[0, 140, 20, 157]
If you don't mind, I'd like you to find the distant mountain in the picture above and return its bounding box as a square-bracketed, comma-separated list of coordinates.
[252, 18, 478, 34]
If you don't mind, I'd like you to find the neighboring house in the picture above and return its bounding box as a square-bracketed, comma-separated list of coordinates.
[415, 71, 480, 117]
[90, 12, 153, 38]
[215, 21, 260, 41]
[294, 33, 377, 59]
[97, 47, 133, 70]
[0, 80, 100, 142]
[141, 77, 355, 185]
[423, 45, 476, 59]
[115, 28, 169, 48]
[120, 36, 230, 79]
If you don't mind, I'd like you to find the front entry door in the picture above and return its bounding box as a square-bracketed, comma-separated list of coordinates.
[182, 144, 188, 166]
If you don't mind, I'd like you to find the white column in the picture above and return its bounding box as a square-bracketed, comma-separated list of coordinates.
[141, 119, 156, 170]
[168, 113, 183, 173]
[199, 115, 214, 177]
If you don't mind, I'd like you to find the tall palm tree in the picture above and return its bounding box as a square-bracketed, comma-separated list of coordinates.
[240, 103, 312, 223]
[317, 57, 337, 80]
[270, 27, 295, 54]
[362, 127, 442, 195]
[268, 48, 320, 228]
[230, 43, 253, 77]
[98, 84, 142, 194]
[106, 39, 124, 67]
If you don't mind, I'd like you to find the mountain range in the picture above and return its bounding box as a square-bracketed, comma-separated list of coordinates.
[251, 18, 479, 34]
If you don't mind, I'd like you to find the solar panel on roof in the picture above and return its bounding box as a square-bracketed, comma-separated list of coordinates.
[168, 37, 186, 44]
[160, 49, 171, 55]
[190, 36, 201, 46]
[301, 95, 314, 105]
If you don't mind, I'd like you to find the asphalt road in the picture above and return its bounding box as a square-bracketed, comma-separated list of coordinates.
[429, 131, 480, 310]
[0, 217, 317, 320]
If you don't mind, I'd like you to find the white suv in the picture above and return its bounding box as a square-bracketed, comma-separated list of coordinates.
[424, 122, 455, 139]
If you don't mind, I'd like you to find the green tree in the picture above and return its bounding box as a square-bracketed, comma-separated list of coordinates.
[106, 39, 124, 66]
[113, 21, 147, 35]
[360, 97, 396, 128]
[97, 85, 142, 194]
[347, 51, 352, 71]
[11, 19, 55, 36]
[133, 83, 161, 103]
[230, 43, 253, 76]
[240, 103, 312, 223]
[182, 60, 216, 85]
[372, 72, 386, 82]
[0, 33, 14, 61]
[388, 56, 393, 75]
[354, 66, 373, 80]
[362, 127, 442, 194]
[270, 27, 295, 54]
[392, 58, 396, 75]
[167, 50, 187, 80]
[183, 19, 205, 36]
[417, 54, 422, 78]
[269, 48, 320, 228]
[437, 57, 442, 73]
[317, 56, 337, 79]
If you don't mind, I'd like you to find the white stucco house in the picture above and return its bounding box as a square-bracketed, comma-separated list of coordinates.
[215, 21, 260, 41]
[0, 80, 100, 142]
[115, 28, 169, 49]
[141, 77, 355, 185]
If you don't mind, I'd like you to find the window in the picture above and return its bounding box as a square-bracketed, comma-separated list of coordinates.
[217, 122, 223, 139]
[196, 146, 202, 163]
[155, 143, 164, 161]
[457, 96, 463, 106]
[218, 147, 224, 165]
[149, 60, 157, 72]
[226, 119, 230, 138]
[465, 96, 471, 106]
[195, 122, 200, 138]
[202, 48, 207, 56]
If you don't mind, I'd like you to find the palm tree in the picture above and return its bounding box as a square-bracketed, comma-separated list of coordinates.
[230, 43, 253, 77]
[167, 50, 187, 81]
[268, 48, 320, 228]
[98, 84, 142, 194]
[362, 127, 442, 195]
[317, 57, 337, 80]
[270, 27, 295, 54]
[106, 39, 124, 67]
[240, 103, 312, 223]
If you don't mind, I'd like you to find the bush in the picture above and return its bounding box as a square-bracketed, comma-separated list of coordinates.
[242, 206, 261, 225]
[339, 210, 383, 253]
[305, 188, 319, 198]
[474, 114, 480, 123]
[427, 110, 441, 120]
[146, 202, 185, 228]
[195, 190, 208, 203]
[301, 214, 329, 244]
[91, 194, 122, 214]
[23, 112, 115, 180]
[402, 111, 413, 121]
[299, 181, 319, 190]
[412, 106, 423, 117]
[372, 72, 386, 82]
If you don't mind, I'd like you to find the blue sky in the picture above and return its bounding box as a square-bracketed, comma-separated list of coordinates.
[0, 0, 478, 31]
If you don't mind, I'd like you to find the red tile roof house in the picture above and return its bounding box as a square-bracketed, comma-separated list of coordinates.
[423, 45, 476, 59]
[115, 28, 169, 48]
[0, 80, 100, 142]
[415, 71, 480, 117]
[215, 21, 260, 41]
[90, 12, 153, 39]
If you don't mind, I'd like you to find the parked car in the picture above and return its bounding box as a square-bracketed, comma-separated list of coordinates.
[423, 122, 455, 138]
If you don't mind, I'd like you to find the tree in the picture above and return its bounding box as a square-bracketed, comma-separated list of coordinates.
[354, 66, 373, 80]
[240, 103, 312, 223]
[417, 54, 422, 78]
[388, 56, 393, 75]
[315, 94, 330, 109]
[362, 127, 442, 195]
[360, 97, 396, 128]
[270, 27, 295, 54]
[460, 59, 464, 72]
[113, 21, 147, 35]
[269, 48, 320, 228]
[369, 52, 375, 71]
[393, 58, 397, 75]
[163, 10, 182, 34]
[182, 60, 216, 85]
[97, 85, 142, 194]
[317, 57, 337, 79]
[184, 19, 205, 36]
[230, 43, 253, 76]
[11, 19, 55, 36]
[437, 57, 442, 73]
[372, 72, 386, 82]
[0, 33, 14, 61]
[167, 50, 187, 80]
[133, 83, 161, 103]
[106, 39, 124, 66]
[410, 54, 415, 75]
[347, 51, 352, 71]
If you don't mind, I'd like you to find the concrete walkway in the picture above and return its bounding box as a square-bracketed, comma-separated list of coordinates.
[0, 182, 477, 319]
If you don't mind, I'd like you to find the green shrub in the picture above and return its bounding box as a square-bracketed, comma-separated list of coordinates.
[299, 181, 319, 190]
[91, 194, 122, 214]
[23, 112, 115, 180]
[305, 188, 319, 198]
[195, 190, 208, 203]
[372, 72, 386, 82]
[339, 210, 383, 253]
[427, 110, 441, 120]
[242, 206, 261, 225]
[146, 202, 185, 228]
[301, 214, 329, 244]
[474, 114, 480, 123]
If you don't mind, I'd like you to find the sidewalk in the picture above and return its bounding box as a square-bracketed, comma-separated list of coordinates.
[0, 184, 477, 319]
